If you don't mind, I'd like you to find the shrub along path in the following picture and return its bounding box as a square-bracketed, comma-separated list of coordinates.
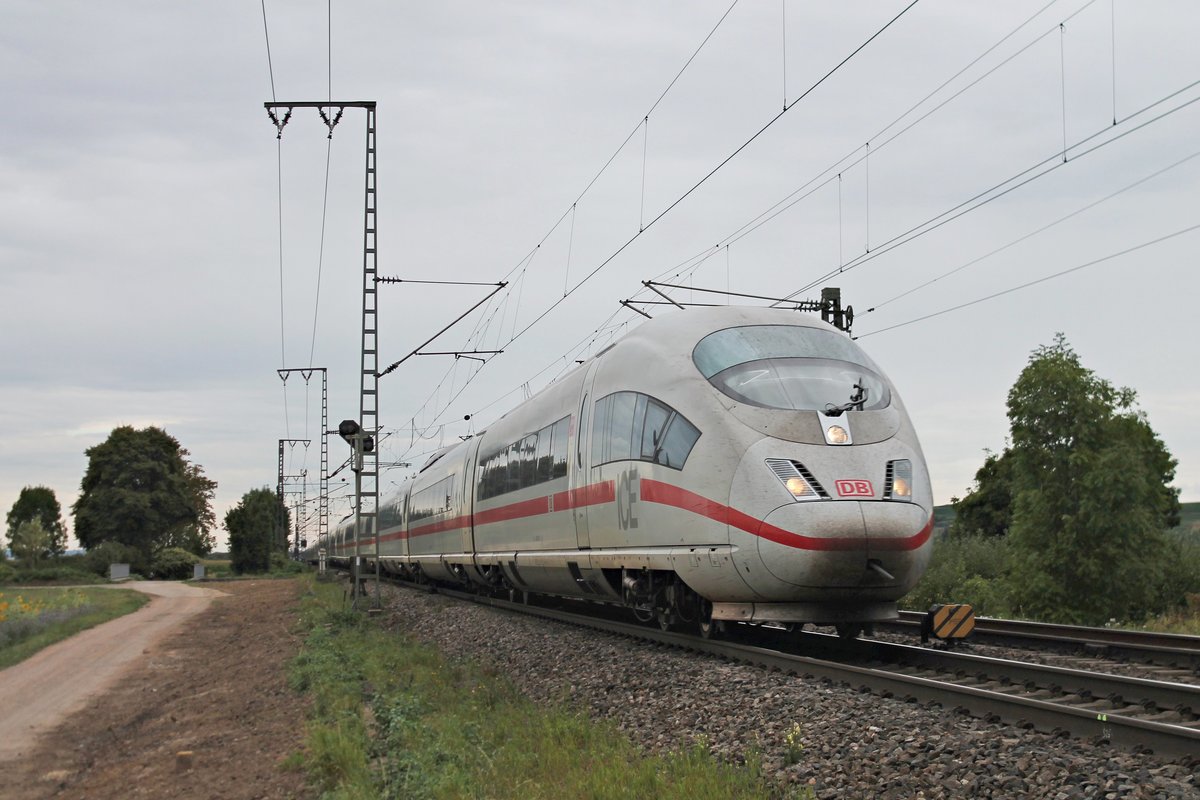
[0, 580, 310, 799]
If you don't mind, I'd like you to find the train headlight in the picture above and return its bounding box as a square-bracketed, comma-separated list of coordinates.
[765, 458, 826, 501]
[825, 425, 851, 445]
[886, 459, 913, 500]
[785, 476, 816, 499]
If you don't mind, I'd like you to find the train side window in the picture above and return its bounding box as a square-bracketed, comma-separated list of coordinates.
[477, 453, 493, 500]
[591, 391, 701, 470]
[659, 415, 701, 468]
[535, 425, 553, 483]
[502, 444, 518, 493]
[640, 398, 671, 460]
[606, 392, 636, 462]
[550, 416, 570, 478]
[519, 434, 538, 488]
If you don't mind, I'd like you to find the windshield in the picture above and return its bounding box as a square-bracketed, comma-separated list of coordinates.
[694, 325, 890, 412]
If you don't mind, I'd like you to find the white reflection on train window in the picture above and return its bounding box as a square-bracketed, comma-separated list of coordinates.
[693, 325, 884, 378]
[711, 357, 889, 412]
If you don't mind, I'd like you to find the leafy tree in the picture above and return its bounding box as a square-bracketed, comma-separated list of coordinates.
[151, 547, 201, 580]
[225, 487, 289, 574]
[950, 448, 1015, 538]
[10, 519, 52, 567]
[1003, 334, 1180, 624]
[161, 463, 218, 556]
[6, 486, 68, 557]
[72, 426, 216, 565]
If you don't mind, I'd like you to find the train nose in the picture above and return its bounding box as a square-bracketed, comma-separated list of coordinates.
[755, 501, 931, 590]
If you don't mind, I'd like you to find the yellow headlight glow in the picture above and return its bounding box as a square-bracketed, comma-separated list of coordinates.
[826, 425, 849, 445]
[892, 476, 911, 498]
[785, 477, 814, 497]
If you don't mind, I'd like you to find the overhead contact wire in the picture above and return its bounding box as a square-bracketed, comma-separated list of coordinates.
[786, 79, 1200, 299]
[391, 1, 742, 434]
[857, 223, 1200, 338]
[867, 147, 1200, 313]
[393, 1, 918, 443]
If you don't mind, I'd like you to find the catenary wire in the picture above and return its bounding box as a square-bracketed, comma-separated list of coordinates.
[866, 147, 1200, 313]
[856, 222, 1200, 339]
[784, 77, 1200, 300]
[386, 3, 914, 444]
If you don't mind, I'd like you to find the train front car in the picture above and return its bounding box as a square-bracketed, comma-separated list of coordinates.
[591, 306, 932, 634]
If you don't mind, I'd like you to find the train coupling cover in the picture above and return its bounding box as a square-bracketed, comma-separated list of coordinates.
[920, 603, 975, 644]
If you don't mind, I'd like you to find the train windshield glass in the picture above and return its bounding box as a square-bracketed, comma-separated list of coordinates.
[693, 325, 890, 412]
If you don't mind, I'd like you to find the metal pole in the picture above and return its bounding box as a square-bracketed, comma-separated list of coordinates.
[375, 484, 381, 609]
[352, 436, 363, 609]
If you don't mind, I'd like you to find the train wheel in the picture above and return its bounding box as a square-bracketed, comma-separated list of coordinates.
[697, 601, 724, 640]
[835, 623, 863, 640]
[656, 607, 674, 632]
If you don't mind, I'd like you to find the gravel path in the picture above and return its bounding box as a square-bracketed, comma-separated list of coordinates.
[381, 585, 1199, 799]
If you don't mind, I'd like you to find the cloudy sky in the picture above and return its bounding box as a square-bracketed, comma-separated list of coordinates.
[3, 1, 1198, 551]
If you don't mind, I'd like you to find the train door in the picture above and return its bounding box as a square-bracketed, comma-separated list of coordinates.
[401, 490, 410, 560]
[460, 438, 480, 554]
[571, 361, 601, 549]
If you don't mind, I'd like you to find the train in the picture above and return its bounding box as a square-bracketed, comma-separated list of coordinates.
[304, 305, 933, 638]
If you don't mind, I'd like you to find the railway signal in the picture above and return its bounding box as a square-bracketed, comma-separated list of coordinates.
[338, 418, 378, 610]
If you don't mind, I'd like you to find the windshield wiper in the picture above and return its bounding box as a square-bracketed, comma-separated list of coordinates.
[824, 379, 867, 417]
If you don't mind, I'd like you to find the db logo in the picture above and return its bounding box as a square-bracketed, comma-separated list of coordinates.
[835, 479, 874, 497]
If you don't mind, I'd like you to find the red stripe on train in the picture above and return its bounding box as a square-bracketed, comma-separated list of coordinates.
[347, 477, 930, 553]
[638, 478, 932, 552]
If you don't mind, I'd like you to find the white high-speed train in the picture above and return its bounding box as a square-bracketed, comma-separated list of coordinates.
[307, 305, 932, 636]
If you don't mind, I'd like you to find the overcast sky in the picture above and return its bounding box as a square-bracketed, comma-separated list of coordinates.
[3, 1, 1198, 551]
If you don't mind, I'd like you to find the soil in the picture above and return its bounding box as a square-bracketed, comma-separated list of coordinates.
[0, 579, 312, 799]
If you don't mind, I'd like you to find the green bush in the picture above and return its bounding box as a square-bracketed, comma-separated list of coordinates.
[6, 565, 98, 584]
[83, 541, 147, 577]
[270, 552, 305, 575]
[0, 561, 16, 584]
[902, 533, 1014, 617]
[150, 547, 200, 580]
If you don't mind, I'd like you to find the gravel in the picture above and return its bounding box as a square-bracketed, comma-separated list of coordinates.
[865, 627, 1200, 687]
[379, 584, 1200, 798]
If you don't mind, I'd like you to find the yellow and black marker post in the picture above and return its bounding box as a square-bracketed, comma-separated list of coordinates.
[920, 604, 975, 644]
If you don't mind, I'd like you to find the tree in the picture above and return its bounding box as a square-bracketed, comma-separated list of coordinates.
[10, 519, 52, 567]
[72, 426, 216, 564]
[161, 463, 218, 556]
[950, 448, 1015, 538]
[225, 487, 289, 574]
[6, 486, 68, 557]
[1003, 334, 1180, 624]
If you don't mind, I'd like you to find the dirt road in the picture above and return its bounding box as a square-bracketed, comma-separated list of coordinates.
[0, 579, 311, 799]
[0, 581, 225, 763]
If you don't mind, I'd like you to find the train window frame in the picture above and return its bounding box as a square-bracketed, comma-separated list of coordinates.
[693, 324, 885, 378]
[475, 414, 572, 503]
[591, 391, 700, 471]
[693, 324, 892, 413]
[709, 356, 890, 412]
[550, 416, 570, 478]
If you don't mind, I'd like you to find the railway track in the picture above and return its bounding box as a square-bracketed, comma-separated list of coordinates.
[887, 610, 1200, 672]
[395, 582, 1200, 760]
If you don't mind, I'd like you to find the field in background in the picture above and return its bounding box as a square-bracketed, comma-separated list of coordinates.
[0, 586, 148, 669]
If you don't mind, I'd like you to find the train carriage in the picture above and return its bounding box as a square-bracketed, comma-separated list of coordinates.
[309, 305, 932, 635]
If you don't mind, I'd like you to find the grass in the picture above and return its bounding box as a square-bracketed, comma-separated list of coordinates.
[1139, 594, 1200, 635]
[193, 557, 309, 582]
[289, 577, 808, 799]
[0, 586, 149, 669]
